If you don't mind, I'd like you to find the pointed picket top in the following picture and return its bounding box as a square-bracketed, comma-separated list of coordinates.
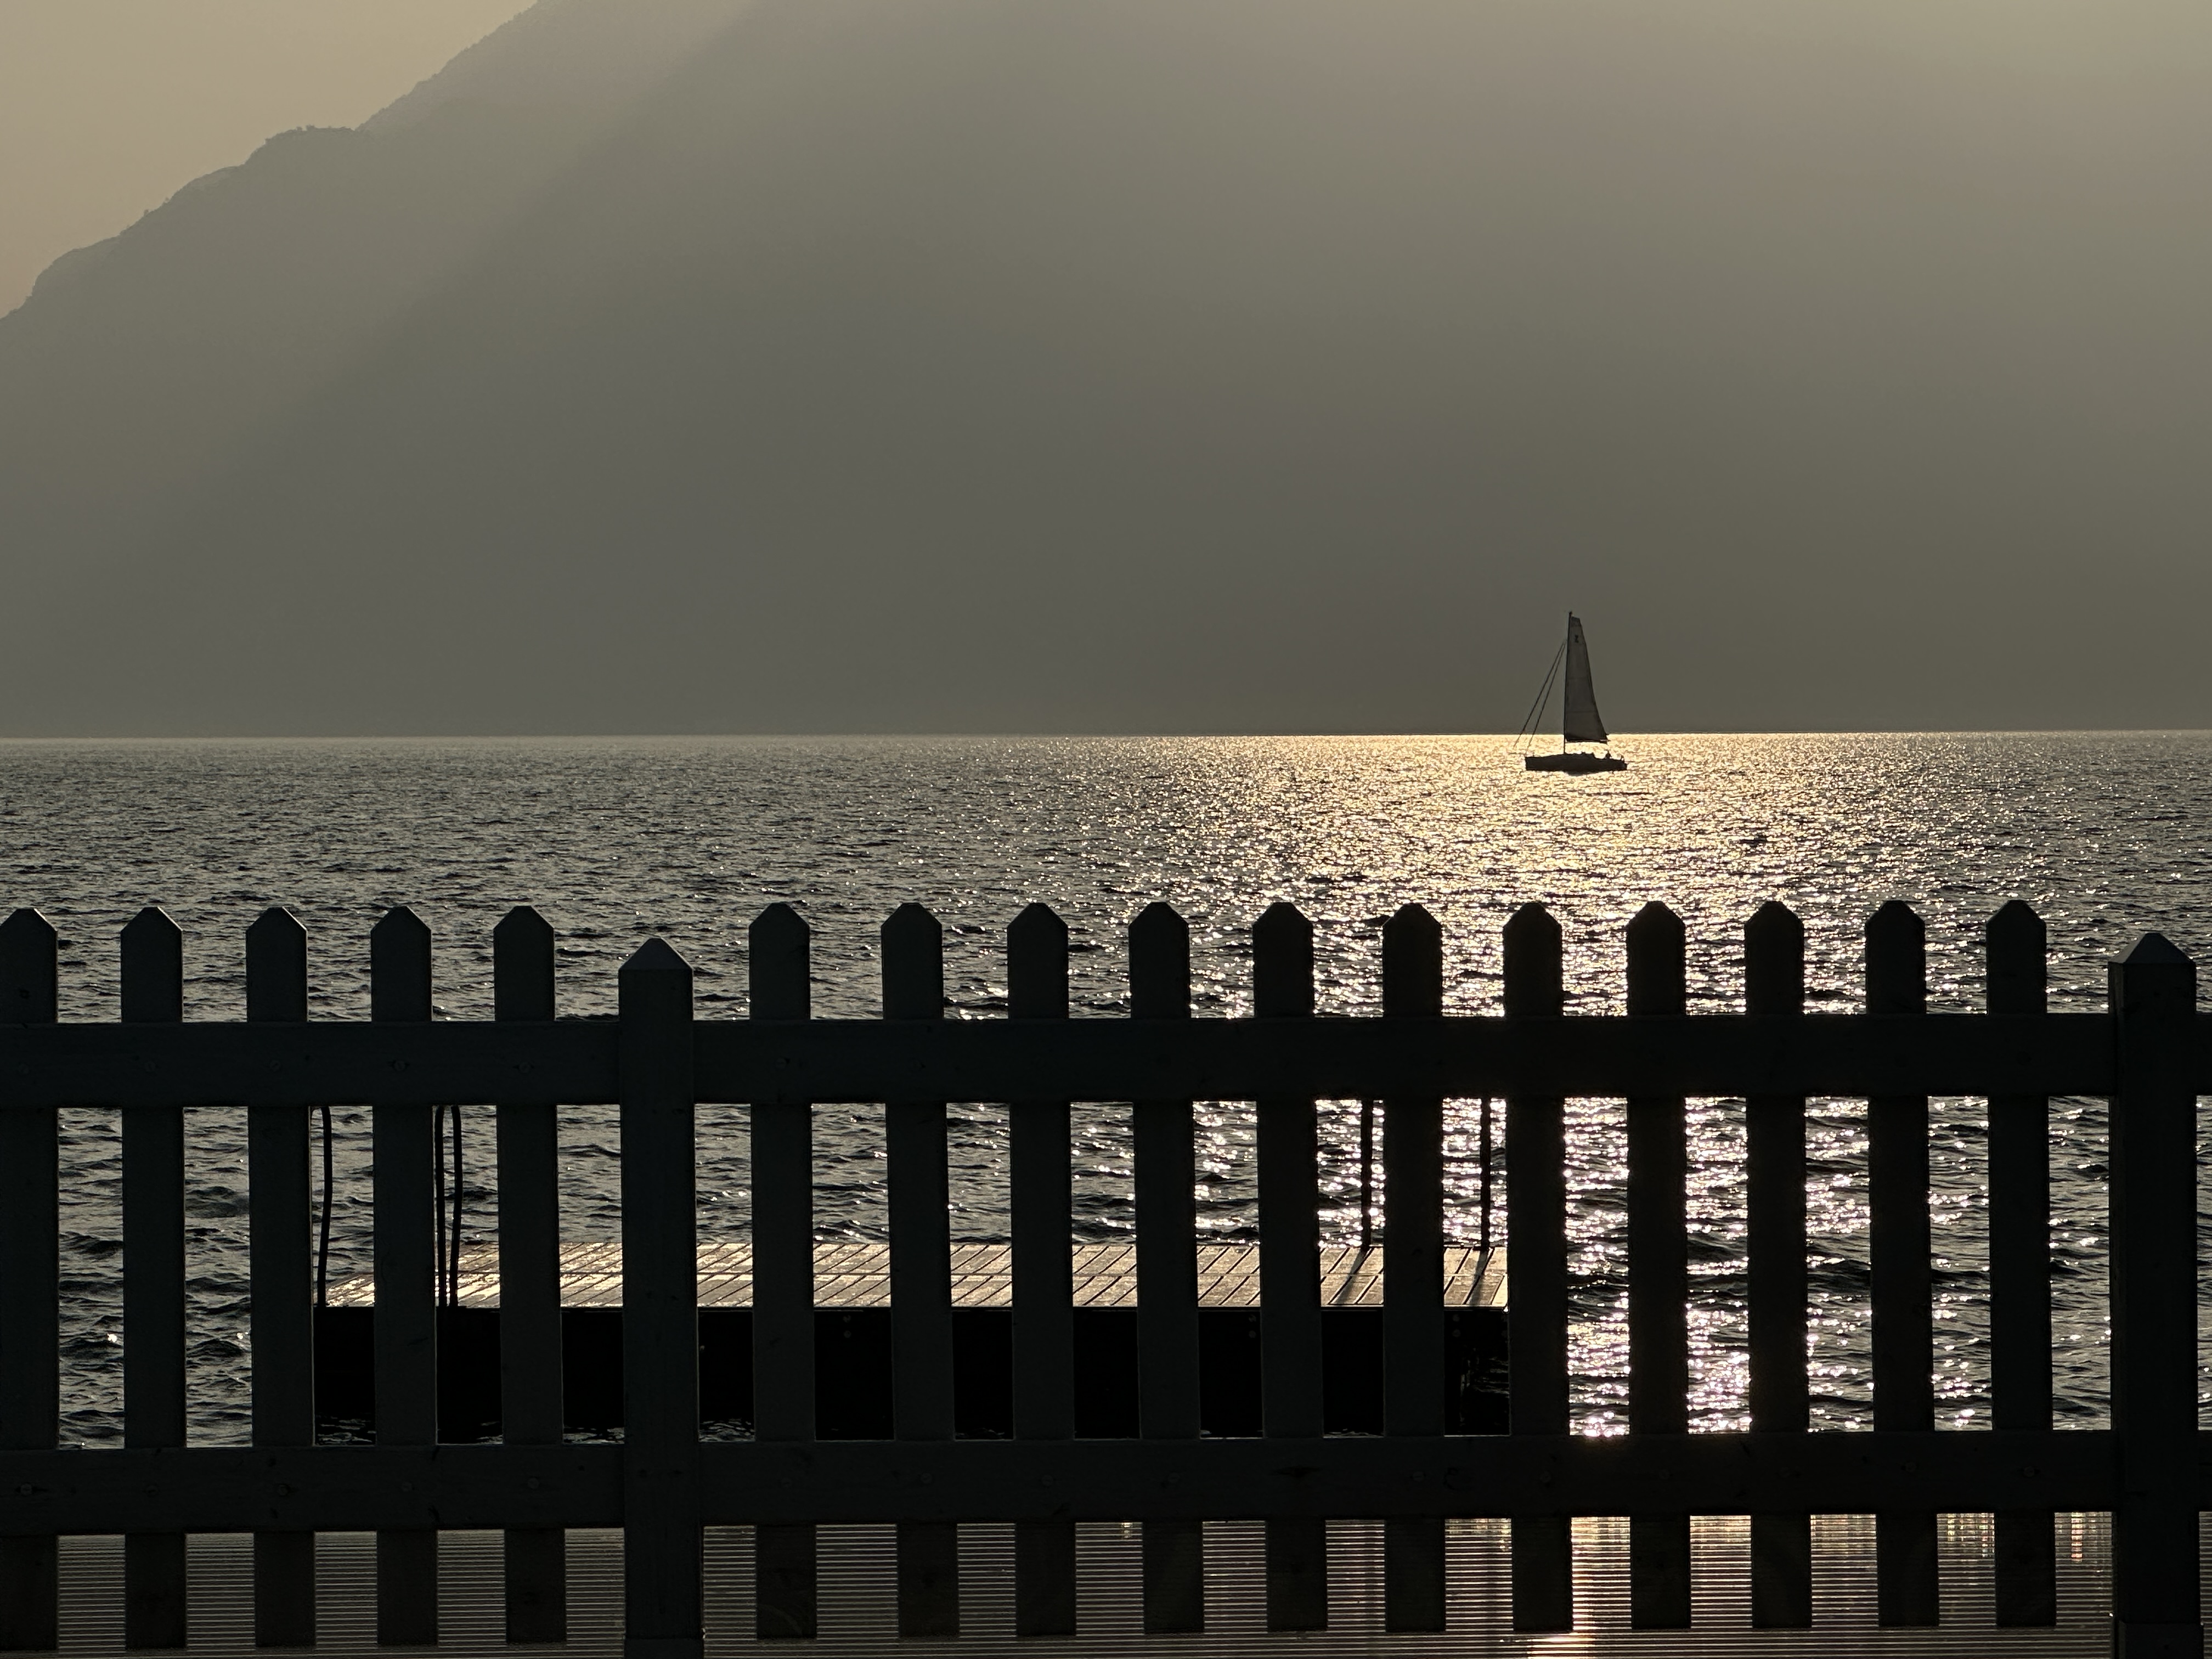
[0, 906, 58, 1024]
[121, 905, 184, 1024]
[1382, 903, 1443, 1019]
[1, 907, 55, 941]
[494, 905, 556, 1022]
[1988, 899, 2045, 947]
[1746, 901, 1804, 947]
[882, 902, 943, 950]
[1865, 900, 1926, 1017]
[1008, 903, 1069, 1022]
[1867, 898, 1924, 936]
[1503, 902, 1562, 1018]
[122, 904, 180, 943]
[2109, 932, 2196, 1024]
[1626, 901, 1685, 1018]
[372, 904, 430, 939]
[619, 937, 693, 1034]
[620, 936, 689, 975]
[2121, 932, 2191, 967]
[882, 902, 944, 1020]
[1985, 900, 2046, 1018]
[1253, 902, 1313, 1019]
[749, 902, 810, 950]
[1743, 901, 1804, 1017]
[246, 905, 304, 946]
[1009, 901, 1068, 948]
[749, 903, 811, 1022]
[494, 905, 555, 952]
[370, 904, 433, 1022]
[1130, 901, 1187, 943]
[245, 906, 307, 1023]
[1128, 901, 1189, 1019]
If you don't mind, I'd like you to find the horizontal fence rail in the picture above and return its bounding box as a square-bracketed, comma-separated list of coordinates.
[0, 1430, 2163, 1532]
[0, 1013, 2169, 1108]
[0, 895, 2202, 1656]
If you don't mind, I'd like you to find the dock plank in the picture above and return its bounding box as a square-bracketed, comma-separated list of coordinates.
[329, 1242, 1503, 1310]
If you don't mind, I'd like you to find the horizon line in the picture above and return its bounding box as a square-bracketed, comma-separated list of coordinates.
[2, 729, 2208, 744]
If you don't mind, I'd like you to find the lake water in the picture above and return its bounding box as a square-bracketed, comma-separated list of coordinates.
[4, 732, 2208, 1444]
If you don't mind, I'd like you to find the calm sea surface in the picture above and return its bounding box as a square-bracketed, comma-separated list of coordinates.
[4, 733, 2208, 1445]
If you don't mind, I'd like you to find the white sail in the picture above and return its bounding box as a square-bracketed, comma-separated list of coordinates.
[1560, 614, 1607, 744]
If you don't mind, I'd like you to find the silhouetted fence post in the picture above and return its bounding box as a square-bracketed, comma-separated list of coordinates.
[2107, 934, 2201, 1656]
[884, 904, 958, 1638]
[247, 905, 316, 1647]
[1626, 901, 1689, 1628]
[1505, 902, 1570, 1632]
[1744, 900, 1810, 1628]
[1986, 900, 2056, 1627]
[1255, 902, 1325, 1631]
[0, 908, 59, 1653]
[1381, 903, 1446, 1632]
[495, 905, 565, 1644]
[120, 907, 187, 1649]
[1009, 903, 1076, 1637]
[1131, 902, 1203, 1633]
[749, 902, 817, 1641]
[1866, 901, 1936, 1627]
[371, 906, 438, 1644]
[621, 936, 703, 1657]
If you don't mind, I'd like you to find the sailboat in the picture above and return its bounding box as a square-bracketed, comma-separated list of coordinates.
[1520, 613, 1628, 774]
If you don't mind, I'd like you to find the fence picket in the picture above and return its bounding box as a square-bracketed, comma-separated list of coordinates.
[0, 909, 58, 1653]
[1009, 904, 1076, 1636]
[1131, 902, 1203, 1633]
[748, 902, 817, 1641]
[1984, 900, 2057, 1626]
[245, 906, 317, 1647]
[2107, 933, 2201, 1651]
[0, 886, 2197, 1651]
[494, 906, 566, 1644]
[1255, 902, 1325, 1631]
[1381, 904, 1446, 1631]
[884, 904, 958, 1638]
[1626, 901, 1690, 1628]
[120, 907, 188, 1650]
[619, 938, 704, 1657]
[1744, 901, 1811, 1628]
[370, 906, 439, 1644]
[1866, 900, 1937, 1626]
[1504, 902, 1571, 1633]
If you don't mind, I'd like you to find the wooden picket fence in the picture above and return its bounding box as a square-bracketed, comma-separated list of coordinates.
[0, 895, 2202, 1655]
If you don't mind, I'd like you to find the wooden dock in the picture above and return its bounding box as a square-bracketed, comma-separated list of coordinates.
[328, 1242, 1506, 1310]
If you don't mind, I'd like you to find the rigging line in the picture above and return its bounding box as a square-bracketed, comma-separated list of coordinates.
[1517, 641, 1564, 748]
[1514, 640, 1566, 753]
[450, 1105, 466, 1307]
[433, 1103, 449, 1307]
[315, 1102, 334, 1308]
[1358, 1098, 1376, 1252]
[1478, 1095, 1494, 1257]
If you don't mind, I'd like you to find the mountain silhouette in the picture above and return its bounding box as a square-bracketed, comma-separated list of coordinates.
[4, 0, 2208, 734]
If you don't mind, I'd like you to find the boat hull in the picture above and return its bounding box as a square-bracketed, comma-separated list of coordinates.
[1524, 752, 1627, 774]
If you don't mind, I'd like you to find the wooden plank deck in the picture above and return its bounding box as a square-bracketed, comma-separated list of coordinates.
[326, 1243, 1506, 1311]
[43, 1515, 2125, 1658]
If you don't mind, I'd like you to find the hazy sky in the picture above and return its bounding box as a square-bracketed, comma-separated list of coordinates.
[0, 1, 529, 312]
[3, 0, 2209, 735]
